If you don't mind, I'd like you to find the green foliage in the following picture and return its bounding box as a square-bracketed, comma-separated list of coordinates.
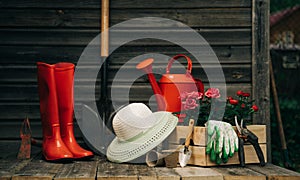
[271, 95, 300, 172]
[270, 0, 300, 13]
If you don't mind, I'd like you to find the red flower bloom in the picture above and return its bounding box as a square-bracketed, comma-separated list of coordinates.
[205, 88, 221, 98]
[251, 105, 259, 112]
[182, 97, 199, 110]
[227, 96, 233, 100]
[241, 103, 246, 108]
[236, 90, 243, 96]
[180, 91, 203, 100]
[242, 92, 250, 97]
[229, 99, 239, 105]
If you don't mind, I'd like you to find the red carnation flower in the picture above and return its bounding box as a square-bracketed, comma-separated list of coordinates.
[229, 99, 239, 105]
[182, 97, 199, 110]
[227, 96, 233, 100]
[205, 88, 221, 98]
[242, 92, 250, 97]
[251, 105, 259, 112]
[236, 90, 243, 96]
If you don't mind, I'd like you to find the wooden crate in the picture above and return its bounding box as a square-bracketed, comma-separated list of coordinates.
[168, 125, 267, 166]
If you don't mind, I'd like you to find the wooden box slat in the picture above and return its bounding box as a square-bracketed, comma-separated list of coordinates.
[169, 125, 266, 146]
[188, 144, 267, 166]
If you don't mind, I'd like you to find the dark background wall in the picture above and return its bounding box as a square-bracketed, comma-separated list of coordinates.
[0, 0, 259, 152]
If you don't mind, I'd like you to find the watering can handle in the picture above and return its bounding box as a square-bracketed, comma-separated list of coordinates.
[166, 54, 192, 74]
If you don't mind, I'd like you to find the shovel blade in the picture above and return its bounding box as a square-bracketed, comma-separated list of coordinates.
[178, 147, 192, 167]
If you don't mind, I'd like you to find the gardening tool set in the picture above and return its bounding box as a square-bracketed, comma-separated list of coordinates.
[24, 0, 265, 166]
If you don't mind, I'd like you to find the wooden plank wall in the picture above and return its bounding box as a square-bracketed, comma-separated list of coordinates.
[0, 0, 268, 149]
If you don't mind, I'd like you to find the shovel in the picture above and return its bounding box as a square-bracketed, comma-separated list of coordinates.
[179, 119, 194, 167]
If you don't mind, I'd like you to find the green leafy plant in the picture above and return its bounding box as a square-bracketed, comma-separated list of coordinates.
[179, 89, 259, 126]
[223, 90, 259, 125]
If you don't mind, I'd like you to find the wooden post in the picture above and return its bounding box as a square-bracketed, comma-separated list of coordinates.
[252, 0, 271, 162]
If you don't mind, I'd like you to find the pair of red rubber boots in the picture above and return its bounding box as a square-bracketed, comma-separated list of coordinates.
[37, 62, 93, 161]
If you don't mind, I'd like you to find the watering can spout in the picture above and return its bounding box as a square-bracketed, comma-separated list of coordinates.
[136, 58, 166, 111]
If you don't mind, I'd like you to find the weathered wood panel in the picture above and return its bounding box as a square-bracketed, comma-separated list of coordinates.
[0, 29, 251, 46]
[54, 160, 99, 180]
[212, 167, 266, 180]
[252, 0, 271, 161]
[97, 161, 138, 180]
[0, 45, 252, 64]
[0, 84, 251, 102]
[12, 156, 63, 180]
[175, 167, 223, 180]
[248, 164, 300, 180]
[0, 0, 251, 9]
[0, 64, 251, 83]
[1, 154, 300, 180]
[0, 9, 251, 28]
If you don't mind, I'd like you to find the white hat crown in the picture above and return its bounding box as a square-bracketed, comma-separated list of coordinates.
[113, 103, 159, 141]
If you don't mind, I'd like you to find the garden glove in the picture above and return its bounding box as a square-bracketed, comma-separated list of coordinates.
[205, 120, 238, 164]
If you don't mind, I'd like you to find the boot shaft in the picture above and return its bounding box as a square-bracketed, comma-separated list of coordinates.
[37, 62, 60, 136]
[54, 62, 75, 131]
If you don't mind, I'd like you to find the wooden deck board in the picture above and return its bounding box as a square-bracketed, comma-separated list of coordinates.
[54, 157, 99, 180]
[212, 166, 265, 180]
[248, 164, 300, 180]
[1, 154, 300, 180]
[175, 167, 223, 180]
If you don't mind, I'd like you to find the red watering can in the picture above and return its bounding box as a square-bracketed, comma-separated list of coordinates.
[136, 54, 204, 113]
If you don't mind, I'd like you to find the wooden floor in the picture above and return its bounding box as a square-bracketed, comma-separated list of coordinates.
[1, 143, 300, 180]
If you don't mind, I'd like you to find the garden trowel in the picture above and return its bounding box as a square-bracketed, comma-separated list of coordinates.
[179, 119, 194, 167]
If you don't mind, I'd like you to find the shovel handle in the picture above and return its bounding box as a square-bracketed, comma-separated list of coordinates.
[185, 119, 194, 147]
[101, 0, 109, 57]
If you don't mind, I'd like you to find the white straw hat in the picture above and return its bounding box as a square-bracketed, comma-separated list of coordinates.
[106, 103, 178, 163]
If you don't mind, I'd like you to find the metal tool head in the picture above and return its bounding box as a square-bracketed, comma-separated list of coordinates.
[235, 116, 243, 134]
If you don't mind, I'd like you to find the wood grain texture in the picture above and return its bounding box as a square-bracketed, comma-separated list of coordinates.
[175, 167, 223, 180]
[212, 166, 265, 180]
[0, 159, 33, 180]
[186, 144, 267, 166]
[54, 159, 98, 180]
[12, 155, 63, 180]
[248, 164, 300, 180]
[0, 64, 251, 83]
[0, 9, 251, 28]
[0, 0, 251, 9]
[97, 161, 138, 180]
[251, 0, 271, 161]
[0, 45, 252, 65]
[168, 125, 266, 146]
[154, 168, 180, 180]
[1, 153, 300, 180]
[0, 29, 251, 46]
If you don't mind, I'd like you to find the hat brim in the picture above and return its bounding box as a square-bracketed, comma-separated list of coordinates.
[106, 111, 178, 163]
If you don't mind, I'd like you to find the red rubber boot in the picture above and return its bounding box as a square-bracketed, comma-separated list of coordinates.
[37, 62, 73, 161]
[54, 62, 93, 159]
